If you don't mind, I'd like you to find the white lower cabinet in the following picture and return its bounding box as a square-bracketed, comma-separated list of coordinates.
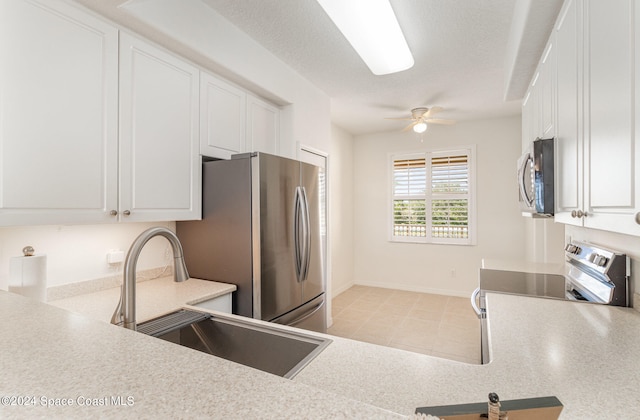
[190, 293, 232, 313]
[0, 0, 119, 226]
[119, 33, 201, 222]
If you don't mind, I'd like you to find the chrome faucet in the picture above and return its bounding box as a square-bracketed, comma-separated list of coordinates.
[111, 227, 189, 330]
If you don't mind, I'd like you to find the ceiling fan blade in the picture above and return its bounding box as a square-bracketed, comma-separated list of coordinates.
[426, 118, 456, 125]
[402, 120, 419, 132]
[424, 106, 443, 118]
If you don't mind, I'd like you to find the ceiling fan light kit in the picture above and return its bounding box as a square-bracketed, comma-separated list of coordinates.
[413, 122, 427, 133]
[384, 107, 456, 134]
[316, 0, 414, 75]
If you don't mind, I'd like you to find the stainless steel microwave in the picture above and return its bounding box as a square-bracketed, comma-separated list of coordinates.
[517, 138, 554, 217]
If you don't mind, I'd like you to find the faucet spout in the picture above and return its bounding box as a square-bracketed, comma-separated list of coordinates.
[111, 227, 190, 330]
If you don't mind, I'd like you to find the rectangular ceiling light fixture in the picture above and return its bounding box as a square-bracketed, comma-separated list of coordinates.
[316, 0, 414, 75]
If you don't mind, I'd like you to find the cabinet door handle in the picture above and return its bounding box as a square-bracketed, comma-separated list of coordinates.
[110, 210, 118, 216]
[123, 210, 131, 216]
[635, 212, 640, 225]
[571, 209, 586, 218]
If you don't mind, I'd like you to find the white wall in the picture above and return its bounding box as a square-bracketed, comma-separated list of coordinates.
[0, 222, 175, 291]
[353, 116, 526, 297]
[329, 124, 355, 297]
[524, 217, 565, 264]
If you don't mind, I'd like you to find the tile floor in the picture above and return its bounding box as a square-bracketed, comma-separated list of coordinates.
[328, 285, 481, 364]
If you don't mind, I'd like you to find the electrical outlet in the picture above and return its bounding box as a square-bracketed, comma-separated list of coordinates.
[450, 269, 456, 277]
[164, 246, 171, 262]
[107, 250, 124, 264]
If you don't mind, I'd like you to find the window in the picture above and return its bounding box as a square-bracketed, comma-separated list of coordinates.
[391, 147, 475, 245]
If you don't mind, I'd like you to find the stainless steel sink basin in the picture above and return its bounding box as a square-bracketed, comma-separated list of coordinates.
[137, 309, 331, 379]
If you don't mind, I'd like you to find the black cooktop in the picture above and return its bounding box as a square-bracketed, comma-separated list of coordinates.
[479, 268, 567, 299]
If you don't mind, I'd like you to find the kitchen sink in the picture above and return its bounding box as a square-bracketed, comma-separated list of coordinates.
[137, 309, 331, 379]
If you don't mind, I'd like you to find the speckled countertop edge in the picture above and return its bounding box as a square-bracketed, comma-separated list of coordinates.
[21, 275, 640, 419]
[294, 293, 640, 418]
[1, 289, 405, 419]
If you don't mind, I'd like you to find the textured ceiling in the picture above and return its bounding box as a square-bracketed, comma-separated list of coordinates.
[201, 0, 562, 135]
[74, 0, 563, 136]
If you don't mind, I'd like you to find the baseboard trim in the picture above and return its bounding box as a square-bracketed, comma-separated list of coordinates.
[331, 281, 355, 298]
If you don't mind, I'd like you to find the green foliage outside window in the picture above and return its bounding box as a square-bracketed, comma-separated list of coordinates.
[392, 153, 471, 241]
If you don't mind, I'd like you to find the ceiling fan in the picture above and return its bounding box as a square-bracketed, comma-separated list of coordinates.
[386, 107, 456, 133]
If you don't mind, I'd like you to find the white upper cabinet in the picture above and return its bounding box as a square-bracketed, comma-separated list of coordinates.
[521, 89, 534, 150]
[199, 72, 281, 159]
[200, 72, 246, 159]
[0, 1, 201, 226]
[583, 0, 639, 235]
[522, 40, 555, 149]
[119, 33, 201, 222]
[246, 94, 280, 155]
[555, 0, 583, 226]
[0, 0, 118, 226]
[635, 1, 640, 233]
[553, 0, 640, 235]
[539, 42, 556, 139]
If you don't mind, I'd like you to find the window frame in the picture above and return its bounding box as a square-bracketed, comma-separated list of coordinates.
[389, 145, 477, 246]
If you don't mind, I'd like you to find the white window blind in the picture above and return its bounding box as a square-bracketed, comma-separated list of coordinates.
[392, 157, 427, 237]
[391, 148, 474, 245]
[431, 154, 469, 240]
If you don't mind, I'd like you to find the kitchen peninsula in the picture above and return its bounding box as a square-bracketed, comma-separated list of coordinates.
[2, 280, 640, 418]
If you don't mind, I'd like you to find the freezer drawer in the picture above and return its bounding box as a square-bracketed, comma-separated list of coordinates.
[270, 293, 326, 333]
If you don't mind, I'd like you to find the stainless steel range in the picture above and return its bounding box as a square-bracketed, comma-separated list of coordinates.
[564, 242, 630, 305]
[471, 241, 630, 364]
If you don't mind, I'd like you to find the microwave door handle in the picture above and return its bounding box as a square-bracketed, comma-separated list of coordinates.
[518, 154, 534, 206]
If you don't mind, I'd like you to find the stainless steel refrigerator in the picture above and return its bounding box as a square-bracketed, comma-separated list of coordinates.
[176, 152, 326, 333]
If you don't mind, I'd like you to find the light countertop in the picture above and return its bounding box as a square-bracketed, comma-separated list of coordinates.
[481, 258, 565, 275]
[3, 277, 640, 418]
[1, 280, 401, 419]
[49, 276, 237, 323]
[296, 294, 640, 418]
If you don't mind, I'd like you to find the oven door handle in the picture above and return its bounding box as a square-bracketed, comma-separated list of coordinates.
[471, 287, 485, 319]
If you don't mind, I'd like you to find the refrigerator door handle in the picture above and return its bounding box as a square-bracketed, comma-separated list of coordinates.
[301, 186, 311, 281]
[294, 186, 304, 282]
